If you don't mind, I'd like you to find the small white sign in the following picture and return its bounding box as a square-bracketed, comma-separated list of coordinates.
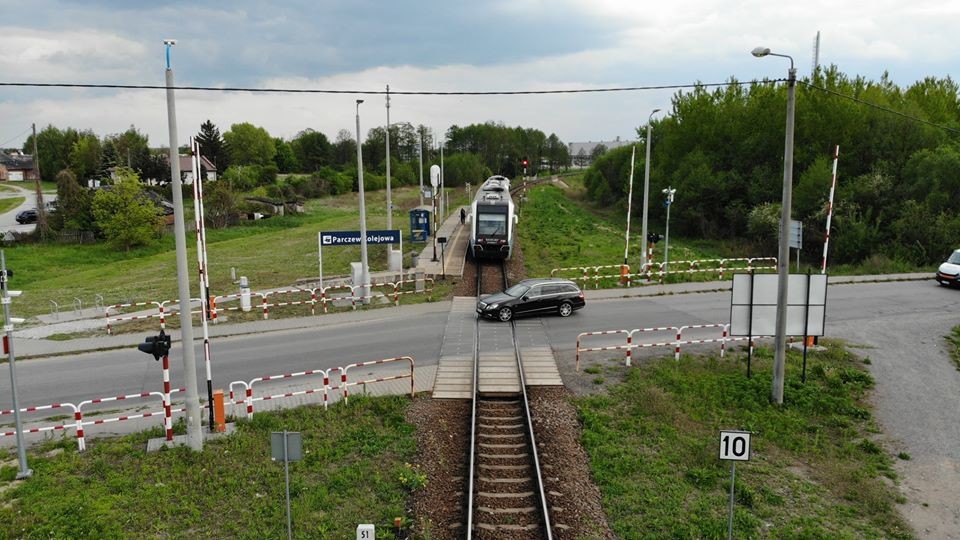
[719, 430, 751, 461]
[357, 523, 375, 539]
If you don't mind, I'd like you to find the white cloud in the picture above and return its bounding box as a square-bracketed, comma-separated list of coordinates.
[0, 27, 149, 82]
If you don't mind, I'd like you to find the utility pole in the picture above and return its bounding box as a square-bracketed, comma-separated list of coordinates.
[30, 124, 48, 238]
[163, 39, 203, 450]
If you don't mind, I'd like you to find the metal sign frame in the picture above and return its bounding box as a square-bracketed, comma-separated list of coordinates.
[729, 272, 827, 337]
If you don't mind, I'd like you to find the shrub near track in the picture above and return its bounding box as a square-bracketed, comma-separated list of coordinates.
[576, 343, 911, 539]
[0, 396, 417, 538]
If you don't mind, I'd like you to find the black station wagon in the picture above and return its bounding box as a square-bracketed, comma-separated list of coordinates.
[477, 278, 586, 322]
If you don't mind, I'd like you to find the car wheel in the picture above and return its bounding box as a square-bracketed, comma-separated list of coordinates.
[558, 302, 573, 317]
[497, 307, 513, 322]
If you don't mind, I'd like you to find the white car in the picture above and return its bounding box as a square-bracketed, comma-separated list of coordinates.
[935, 249, 960, 287]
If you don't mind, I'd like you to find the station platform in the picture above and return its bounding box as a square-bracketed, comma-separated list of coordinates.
[412, 206, 469, 279]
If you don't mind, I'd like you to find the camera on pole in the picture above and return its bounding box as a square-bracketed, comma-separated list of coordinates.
[138, 329, 171, 360]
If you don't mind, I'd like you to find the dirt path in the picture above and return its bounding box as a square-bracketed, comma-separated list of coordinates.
[834, 307, 960, 538]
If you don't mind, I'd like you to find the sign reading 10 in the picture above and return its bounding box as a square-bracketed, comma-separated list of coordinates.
[718, 430, 751, 461]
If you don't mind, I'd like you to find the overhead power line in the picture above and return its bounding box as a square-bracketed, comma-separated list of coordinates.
[1, 78, 955, 135]
[799, 81, 960, 136]
[0, 79, 769, 95]
[0, 125, 33, 147]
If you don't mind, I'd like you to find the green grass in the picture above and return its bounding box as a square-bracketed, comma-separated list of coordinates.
[946, 325, 960, 370]
[5, 185, 469, 318]
[519, 184, 741, 279]
[576, 343, 911, 539]
[0, 196, 26, 214]
[0, 395, 419, 539]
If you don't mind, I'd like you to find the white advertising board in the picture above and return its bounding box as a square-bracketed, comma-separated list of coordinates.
[729, 273, 827, 336]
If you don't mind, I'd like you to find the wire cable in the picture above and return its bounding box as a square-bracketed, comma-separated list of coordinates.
[0, 79, 774, 95]
[0, 126, 33, 148]
[800, 80, 960, 136]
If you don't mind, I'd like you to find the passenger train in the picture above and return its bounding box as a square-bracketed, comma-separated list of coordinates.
[468, 175, 516, 260]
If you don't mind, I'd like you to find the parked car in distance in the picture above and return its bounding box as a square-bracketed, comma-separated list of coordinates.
[477, 278, 585, 322]
[15, 208, 37, 224]
[936, 249, 960, 287]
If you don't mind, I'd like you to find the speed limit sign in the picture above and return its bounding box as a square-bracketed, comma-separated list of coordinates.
[718, 430, 751, 461]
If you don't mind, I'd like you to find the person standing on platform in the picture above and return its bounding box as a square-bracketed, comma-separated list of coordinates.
[459, 207, 466, 225]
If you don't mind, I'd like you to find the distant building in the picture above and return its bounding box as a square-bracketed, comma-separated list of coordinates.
[0, 151, 39, 182]
[567, 137, 634, 168]
[171, 154, 218, 184]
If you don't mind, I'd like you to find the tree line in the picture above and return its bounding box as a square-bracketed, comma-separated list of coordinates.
[12, 119, 568, 250]
[583, 66, 960, 266]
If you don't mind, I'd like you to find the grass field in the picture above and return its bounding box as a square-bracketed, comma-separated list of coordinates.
[0, 196, 26, 214]
[6, 185, 470, 318]
[0, 395, 419, 539]
[577, 343, 911, 538]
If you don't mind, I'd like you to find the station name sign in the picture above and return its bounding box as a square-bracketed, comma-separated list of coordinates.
[320, 230, 400, 246]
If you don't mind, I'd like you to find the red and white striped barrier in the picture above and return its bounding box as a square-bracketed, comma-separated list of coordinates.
[576, 323, 757, 370]
[342, 356, 415, 403]
[76, 388, 185, 451]
[104, 298, 202, 334]
[551, 257, 777, 288]
[0, 402, 80, 441]
[211, 291, 266, 322]
[228, 356, 415, 419]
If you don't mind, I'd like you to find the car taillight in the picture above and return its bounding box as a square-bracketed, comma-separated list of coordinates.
[578, 292, 584, 300]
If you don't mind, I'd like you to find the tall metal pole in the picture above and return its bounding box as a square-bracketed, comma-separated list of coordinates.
[385, 84, 392, 231]
[2, 251, 31, 479]
[641, 108, 660, 270]
[418, 131, 424, 207]
[439, 140, 445, 221]
[164, 40, 203, 449]
[355, 100, 371, 302]
[623, 145, 636, 265]
[30, 123, 48, 238]
[772, 59, 797, 405]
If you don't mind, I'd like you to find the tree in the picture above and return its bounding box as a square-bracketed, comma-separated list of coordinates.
[68, 132, 102, 183]
[273, 138, 298, 173]
[91, 168, 162, 250]
[105, 126, 150, 171]
[203, 179, 238, 228]
[290, 129, 331, 172]
[331, 129, 357, 167]
[196, 120, 229, 172]
[589, 144, 608, 162]
[223, 123, 275, 166]
[53, 169, 95, 232]
[23, 125, 80, 182]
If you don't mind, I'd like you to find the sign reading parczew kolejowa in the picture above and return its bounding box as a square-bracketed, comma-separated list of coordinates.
[317, 229, 403, 292]
[320, 230, 401, 246]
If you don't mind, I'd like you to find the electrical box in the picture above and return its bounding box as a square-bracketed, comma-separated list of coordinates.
[409, 208, 431, 243]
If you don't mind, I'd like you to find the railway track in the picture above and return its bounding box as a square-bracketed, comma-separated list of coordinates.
[467, 260, 553, 539]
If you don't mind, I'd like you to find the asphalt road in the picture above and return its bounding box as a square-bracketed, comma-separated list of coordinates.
[0, 183, 54, 234]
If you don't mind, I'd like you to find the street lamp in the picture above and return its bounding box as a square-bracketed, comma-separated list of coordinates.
[752, 45, 796, 405]
[640, 108, 661, 270]
[355, 100, 371, 303]
[661, 186, 676, 273]
[385, 84, 393, 231]
[623, 145, 637, 267]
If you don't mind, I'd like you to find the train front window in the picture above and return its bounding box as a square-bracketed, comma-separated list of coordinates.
[477, 212, 507, 236]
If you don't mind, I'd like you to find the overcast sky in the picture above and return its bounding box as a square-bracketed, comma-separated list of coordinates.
[1, 0, 956, 150]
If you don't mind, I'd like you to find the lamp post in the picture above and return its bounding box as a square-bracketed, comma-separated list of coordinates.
[355, 100, 371, 303]
[418, 131, 424, 207]
[163, 39, 203, 450]
[752, 46, 796, 405]
[2, 252, 32, 479]
[661, 186, 676, 273]
[385, 84, 392, 231]
[640, 108, 660, 270]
